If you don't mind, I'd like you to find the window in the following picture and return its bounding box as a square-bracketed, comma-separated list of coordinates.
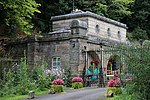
[52, 57, 61, 70]
[118, 31, 121, 38]
[107, 28, 111, 36]
[95, 25, 100, 33]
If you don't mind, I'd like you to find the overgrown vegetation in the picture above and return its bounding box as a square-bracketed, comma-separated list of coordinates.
[0, 58, 51, 97]
[0, 0, 40, 36]
[115, 42, 150, 100]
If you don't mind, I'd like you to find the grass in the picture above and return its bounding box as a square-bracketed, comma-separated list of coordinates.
[0, 95, 28, 100]
[0, 87, 72, 100]
[97, 98, 113, 100]
[0, 89, 49, 100]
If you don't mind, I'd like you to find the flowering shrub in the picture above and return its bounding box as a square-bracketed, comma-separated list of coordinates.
[52, 79, 64, 85]
[51, 85, 64, 93]
[72, 77, 83, 83]
[107, 79, 115, 87]
[72, 82, 83, 89]
[107, 77, 121, 87]
[106, 87, 122, 96]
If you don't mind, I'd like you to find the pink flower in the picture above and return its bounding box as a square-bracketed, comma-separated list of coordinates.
[52, 80, 57, 85]
[107, 77, 121, 87]
[107, 79, 115, 87]
[52, 79, 64, 85]
[72, 77, 83, 83]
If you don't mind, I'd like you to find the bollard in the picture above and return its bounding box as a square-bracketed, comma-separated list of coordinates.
[28, 90, 35, 99]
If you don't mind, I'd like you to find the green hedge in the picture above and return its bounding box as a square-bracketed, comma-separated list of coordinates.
[72, 82, 83, 89]
[106, 87, 122, 96]
[51, 85, 64, 93]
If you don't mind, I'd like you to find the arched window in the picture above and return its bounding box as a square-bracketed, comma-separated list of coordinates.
[118, 31, 121, 38]
[107, 28, 111, 36]
[95, 25, 100, 33]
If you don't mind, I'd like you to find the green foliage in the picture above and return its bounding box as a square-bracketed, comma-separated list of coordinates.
[72, 82, 83, 89]
[113, 94, 132, 100]
[30, 64, 50, 91]
[128, 0, 150, 39]
[63, 67, 72, 87]
[0, 70, 16, 96]
[0, 0, 40, 35]
[143, 40, 150, 47]
[96, 0, 134, 21]
[51, 85, 64, 93]
[131, 27, 148, 40]
[120, 45, 150, 100]
[106, 87, 122, 96]
[0, 58, 51, 97]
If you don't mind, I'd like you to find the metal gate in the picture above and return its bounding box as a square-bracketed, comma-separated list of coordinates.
[83, 47, 123, 87]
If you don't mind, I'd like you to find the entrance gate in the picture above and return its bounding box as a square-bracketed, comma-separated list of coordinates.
[83, 47, 124, 87]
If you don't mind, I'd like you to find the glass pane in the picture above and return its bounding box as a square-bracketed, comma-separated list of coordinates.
[57, 58, 60, 61]
[58, 62, 60, 67]
[53, 58, 56, 61]
[53, 62, 56, 67]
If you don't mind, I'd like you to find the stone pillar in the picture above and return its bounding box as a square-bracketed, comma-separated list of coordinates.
[27, 41, 40, 67]
[69, 39, 80, 73]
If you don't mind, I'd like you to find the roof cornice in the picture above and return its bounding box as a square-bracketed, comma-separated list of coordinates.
[51, 11, 128, 29]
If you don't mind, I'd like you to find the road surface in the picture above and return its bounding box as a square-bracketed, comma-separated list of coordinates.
[23, 87, 106, 100]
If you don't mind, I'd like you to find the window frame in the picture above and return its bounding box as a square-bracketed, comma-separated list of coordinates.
[52, 57, 61, 70]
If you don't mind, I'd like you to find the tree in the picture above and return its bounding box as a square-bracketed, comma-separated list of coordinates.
[122, 44, 150, 100]
[95, 0, 134, 21]
[33, 0, 71, 34]
[0, 0, 40, 36]
[127, 0, 150, 40]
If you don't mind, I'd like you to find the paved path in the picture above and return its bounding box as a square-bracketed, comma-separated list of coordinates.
[24, 87, 106, 100]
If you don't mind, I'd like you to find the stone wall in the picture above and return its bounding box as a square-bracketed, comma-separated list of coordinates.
[87, 17, 126, 42]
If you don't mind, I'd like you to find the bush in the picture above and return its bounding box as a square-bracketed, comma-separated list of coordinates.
[113, 94, 132, 100]
[51, 85, 64, 93]
[106, 87, 122, 96]
[72, 82, 83, 89]
[0, 58, 51, 96]
[72, 77, 83, 83]
[122, 46, 150, 99]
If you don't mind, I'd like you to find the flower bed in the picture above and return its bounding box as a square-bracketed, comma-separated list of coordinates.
[51, 79, 64, 93]
[72, 77, 83, 83]
[106, 76, 122, 97]
[52, 79, 64, 85]
[72, 77, 83, 89]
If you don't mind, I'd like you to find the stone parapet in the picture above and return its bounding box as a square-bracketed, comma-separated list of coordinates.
[51, 11, 127, 29]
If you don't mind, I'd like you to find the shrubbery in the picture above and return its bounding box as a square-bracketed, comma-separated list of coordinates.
[0, 58, 51, 96]
[71, 77, 83, 89]
[72, 77, 83, 83]
[72, 82, 83, 89]
[106, 87, 122, 96]
[113, 44, 150, 100]
[51, 85, 64, 93]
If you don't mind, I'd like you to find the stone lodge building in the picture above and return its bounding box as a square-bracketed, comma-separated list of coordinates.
[1, 10, 127, 77]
